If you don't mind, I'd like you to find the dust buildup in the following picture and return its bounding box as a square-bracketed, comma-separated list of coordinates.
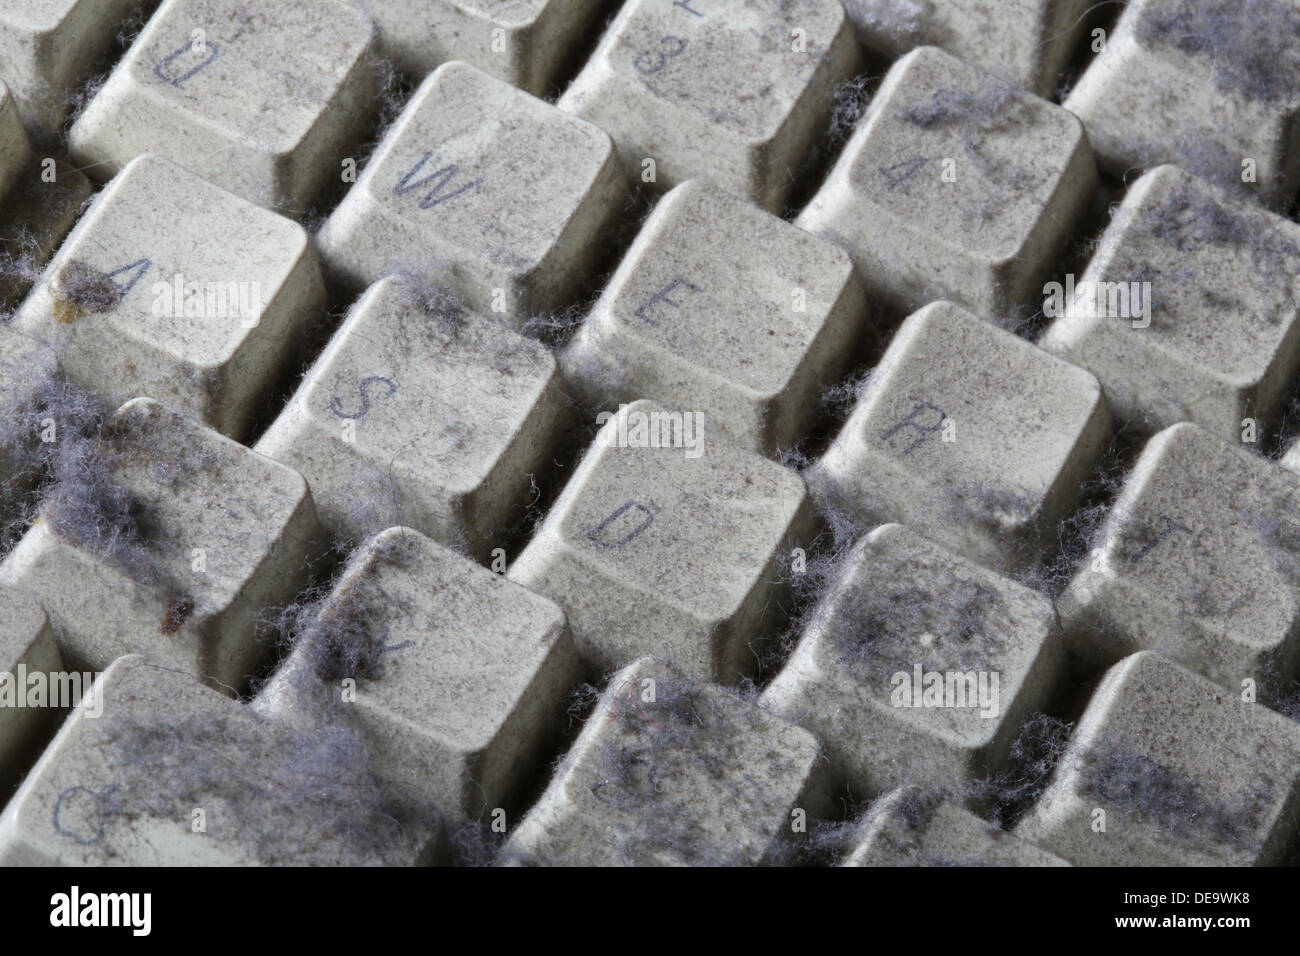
[1077, 734, 1270, 855]
[826, 73, 874, 145]
[549, 675, 821, 865]
[266, 528, 423, 693]
[825, 573, 1008, 679]
[896, 85, 1020, 132]
[52, 261, 129, 317]
[1136, 0, 1300, 104]
[842, 0, 927, 42]
[967, 712, 1075, 827]
[95, 709, 439, 865]
[1130, 180, 1300, 326]
[0, 374, 158, 582]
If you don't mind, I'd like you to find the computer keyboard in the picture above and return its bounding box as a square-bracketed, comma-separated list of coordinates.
[0, 0, 1298, 871]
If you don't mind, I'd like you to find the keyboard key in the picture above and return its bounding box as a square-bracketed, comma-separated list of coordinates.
[67, 0, 380, 210]
[255, 526, 580, 820]
[843, 0, 1095, 96]
[1040, 166, 1300, 441]
[255, 277, 568, 556]
[560, 180, 870, 454]
[0, 78, 31, 200]
[812, 301, 1111, 572]
[12, 154, 327, 441]
[0, 586, 61, 771]
[508, 400, 812, 682]
[1016, 651, 1300, 865]
[361, 0, 609, 95]
[557, 0, 862, 212]
[1057, 423, 1300, 691]
[0, 0, 141, 130]
[317, 60, 625, 324]
[1064, 0, 1300, 206]
[0, 654, 444, 864]
[843, 788, 1069, 866]
[503, 656, 831, 865]
[763, 524, 1066, 799]
[0, 398, 324, 693]
[796, 46, 1097, 318]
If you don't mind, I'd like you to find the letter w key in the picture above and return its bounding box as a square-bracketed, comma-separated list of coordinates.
[393, 152, 483, 209]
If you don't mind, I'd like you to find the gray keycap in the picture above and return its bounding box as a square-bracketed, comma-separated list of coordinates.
[1039, 165, 1300, 441]
[558, 0, 862, 212]
[812, 300, 1111, 572]
[317, 60, 626, 325]
[255, 526, 580, 821]
[360, 0, 609, 95]
[12, 154, 327, 441]
[843, 788, 1069, 866]
[1057, 422, 1300, 692]
[763, 524, 1066, 800]
[842, 0, 1096, 96]
[0, 0, 142, 130]
[0, 654, 444, 864]
[67, 0, 380, 210]
[797, 45, 1097, 318]
[1017, 651, 1300, 865]
[255, 276, 569, 557]
[503, 656, 832, 865]
[0, 399, 324, 693]
[1065, 0, 1300, 207]
[560, 179, 870, 454]
[509, 399, 813, 682]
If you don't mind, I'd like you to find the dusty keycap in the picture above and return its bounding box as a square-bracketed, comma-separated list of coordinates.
[1017, 651, 1300, 865]
[0, 586, 62, 773]
[812, 301, 1111, 572]
[0, 0, 141, 130]
[317, 60, 625, 324]
[255, 277, 568, 557]
[12, 154, 326, 441]
[763, 524, 1066, 799]
[0, 654, 444, 865]
[360, 0, 608, 95]
[560, 180, 870, 454]
[0, 398, 324, 693]
[503, 656, 832, 865]
[508, 400, 813, 683]
[67, 0, 379, 211]
[254, 526, 580, 820]
[0, 78, 31, 200]
[557, 0, 862, 212]
[842, 0, 1094, 97]
[1040, 166, 1300, 442]
[843, 788, 1069, 866]
[1064, 0, 1300, 207]
[797, 46, 1097, 318]
[1057, 423, 1300, 692]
